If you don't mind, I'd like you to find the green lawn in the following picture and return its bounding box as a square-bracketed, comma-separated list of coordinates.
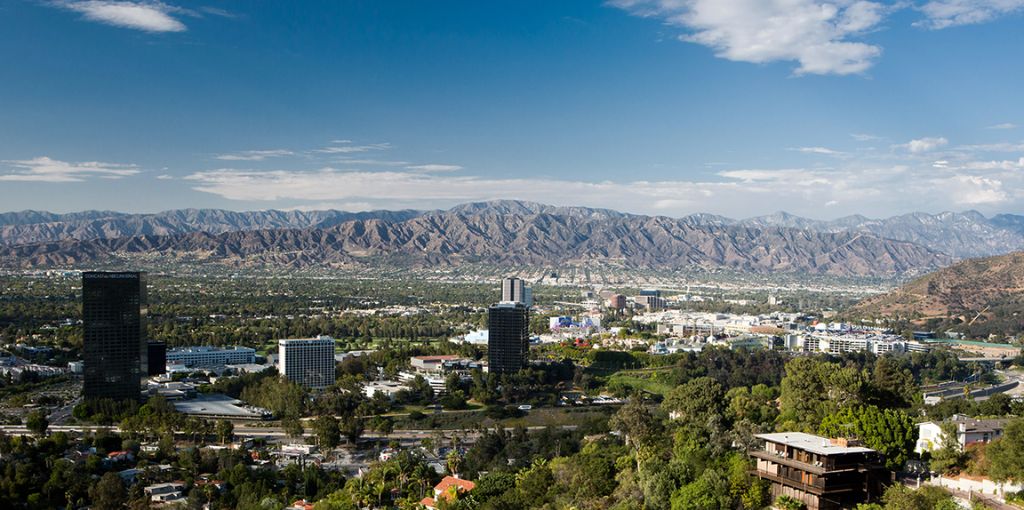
[604, 372, 675, 395]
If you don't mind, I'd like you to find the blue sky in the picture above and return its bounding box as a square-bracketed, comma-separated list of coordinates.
[1, 0, 1023, 218]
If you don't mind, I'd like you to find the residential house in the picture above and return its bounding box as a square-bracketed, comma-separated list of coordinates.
[749, 432, 889, 510]
[420, 476, 476, 509]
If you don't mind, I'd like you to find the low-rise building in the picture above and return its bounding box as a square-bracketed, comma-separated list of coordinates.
[166, 346, 256, 367]
[750, 432, 889, 510]
[145, 482, 186, 503]
[363, 380, 409, 400]
[410, 355, 462, 373]
[420, 476, 476, 510]
[607, 294, 627, 310]
[916, 414, 1011, 453]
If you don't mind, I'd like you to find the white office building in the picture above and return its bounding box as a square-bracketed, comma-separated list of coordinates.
[278, 336, 335, 390]
[166, 346, 256, 367]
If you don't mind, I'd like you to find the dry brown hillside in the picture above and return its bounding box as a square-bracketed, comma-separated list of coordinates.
[850, 251, 1024, 325]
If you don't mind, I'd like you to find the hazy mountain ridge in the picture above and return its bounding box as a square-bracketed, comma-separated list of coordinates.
[0, 208, 421, 246]
[740, 210, 1024, 259]
[0, 206, 951, 277]
[1, 201, 1019, 261]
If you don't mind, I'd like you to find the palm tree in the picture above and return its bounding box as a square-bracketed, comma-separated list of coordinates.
[446, 450, 462, 477]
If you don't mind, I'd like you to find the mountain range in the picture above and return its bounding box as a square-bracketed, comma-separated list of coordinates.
[1, 201, 1020, 260]
[0, 201, 970, 277]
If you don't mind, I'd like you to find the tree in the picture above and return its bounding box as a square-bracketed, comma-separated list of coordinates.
[339, 415, 364, 444]
[610, 395, 662, 470]
[313, 415, 341, 449]
[663, 376, 725, 439]
[818, 405, 915, 470]
[25, 409, 48, 437]
[670, 469, 731, 510]
[929, 421, 966, 475]
[987, 418, 1024, 482]
[402, 375, 434, 405]
[90, 472, 127, 510]
[367, 415, 394, 440]
[216, 419, 234, 444]
[780, 357, 866, 431]
[880, 484, 958, 510]
[868, 355, 917, 408]
[726, 385, 778, 426]
[283, 417, 305, 439]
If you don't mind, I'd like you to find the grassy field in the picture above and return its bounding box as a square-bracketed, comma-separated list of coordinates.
[604, 371, 675, 395]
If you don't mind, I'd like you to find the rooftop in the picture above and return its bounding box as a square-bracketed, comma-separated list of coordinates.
[951, 414, 1011, 433]
[412, 355, 461, 362]
[279, 336, 335, 345]
[172, 393, 270, 419]
[756, 432, 876, 456]
[168, 345, 255, 353]
[435, 475, 476, 494]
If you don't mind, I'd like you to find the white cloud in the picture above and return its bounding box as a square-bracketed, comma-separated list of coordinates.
[610, 0, 887, 75]
[939, 175, 1008, 204]
[958, 142, 1024, 152]
[176, 153, 1024, 217]
[215, 149, 295, 161]
[0, 156, 141, 182]
[155, 174, 174, 180]
[917, 0, 1024, 29]
[791, 146, 847, 156]
[896, 136, 948, 153]
[718, 168, 832, 185]
[851, 133, 881, 141]
[957, 157, 1024, 171]
[987, 122, 1018, 130]
[333, 159, 410, 167]
[54, 1, 189, 32]
[405, 164, 463, 172]
[316, 142, 391, 154]
[183, 168, 746, 208]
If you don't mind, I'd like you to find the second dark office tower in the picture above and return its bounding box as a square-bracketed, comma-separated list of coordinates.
[501, 277, 525, 303]
[487, 301, 529, 374]
[82, 271, 147, 401]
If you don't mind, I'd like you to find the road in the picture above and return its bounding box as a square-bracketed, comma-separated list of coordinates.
[0, 423, 578, 442]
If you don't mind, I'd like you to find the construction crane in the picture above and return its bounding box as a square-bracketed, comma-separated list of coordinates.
[968, 306, 990, 326]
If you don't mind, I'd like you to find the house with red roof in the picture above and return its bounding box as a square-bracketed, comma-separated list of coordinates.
[419, 476, 476, 509]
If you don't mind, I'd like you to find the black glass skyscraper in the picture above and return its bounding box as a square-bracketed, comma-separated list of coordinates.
[487, 302, 529, 374]
[147, 341, 166, 376]
[82, 271, 147, 401]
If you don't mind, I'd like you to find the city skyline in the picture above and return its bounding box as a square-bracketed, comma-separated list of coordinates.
[2, 1, 1023, 218]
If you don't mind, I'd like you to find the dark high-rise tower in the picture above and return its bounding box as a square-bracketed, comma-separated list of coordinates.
[487, 302, 529, 374]
[147, 341, 166, 376]
[501, 277, 533, 307]
[501, 277, 525, 303]
[82, 272, 147, 401]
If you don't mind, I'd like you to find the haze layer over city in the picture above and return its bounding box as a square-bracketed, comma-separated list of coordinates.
[2, 2, 1024, 510]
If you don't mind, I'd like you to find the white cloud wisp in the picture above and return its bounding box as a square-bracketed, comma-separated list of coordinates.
[917, 0, 1024, 29]
[0, 156, 141, 182]
[610, 0, 887, 75]
[54, 1, 190, 32]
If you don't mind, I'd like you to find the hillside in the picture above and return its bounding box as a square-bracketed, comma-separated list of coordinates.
[850, 251, 1024, 334]
[0, 205, 951, 277]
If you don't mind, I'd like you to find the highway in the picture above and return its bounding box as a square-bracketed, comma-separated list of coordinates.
[0, 423, 578, 442]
